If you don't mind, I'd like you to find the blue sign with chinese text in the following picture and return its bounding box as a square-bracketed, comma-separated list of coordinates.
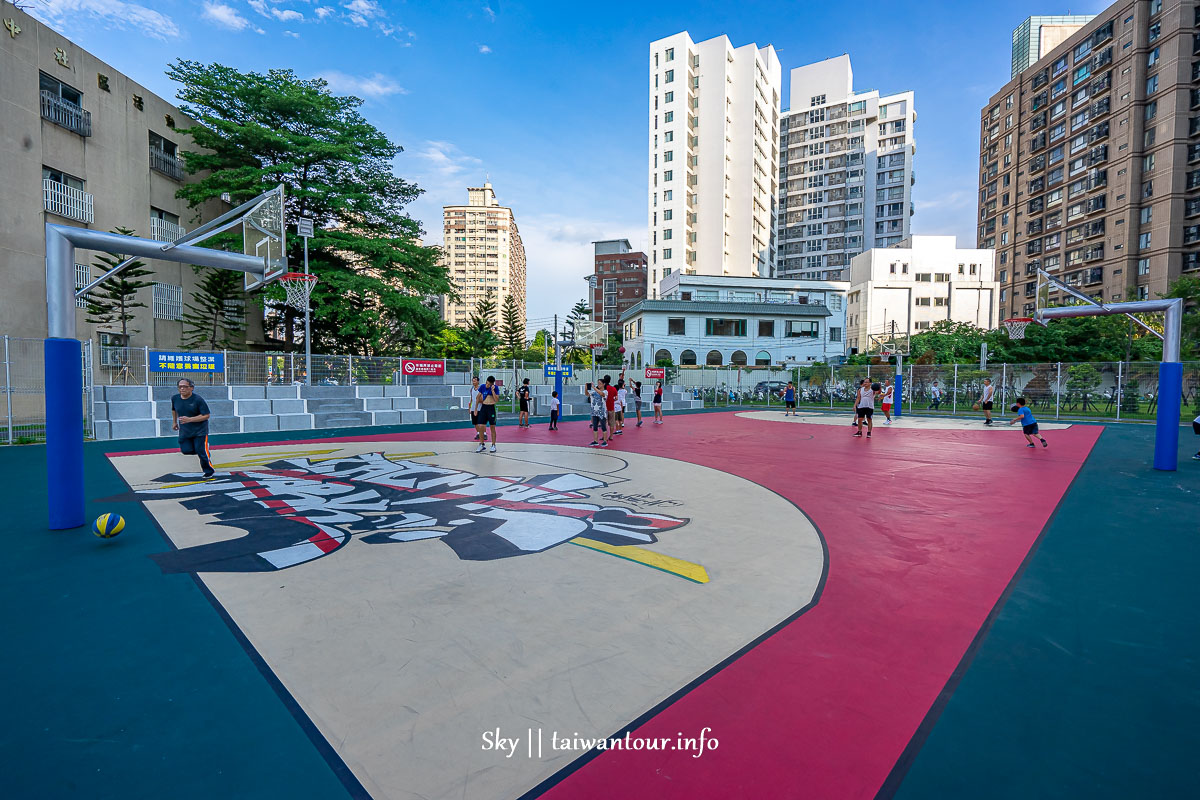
[544, 365, 573, 378]
[150, 351, 225, 373]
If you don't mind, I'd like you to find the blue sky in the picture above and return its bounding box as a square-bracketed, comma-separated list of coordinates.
[30, 0, 1112, 330]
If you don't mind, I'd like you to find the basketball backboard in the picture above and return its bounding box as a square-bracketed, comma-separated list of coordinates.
[868, 331, 909, 357]
[242, 185, 287, 291]
[573, 320, 607, 348]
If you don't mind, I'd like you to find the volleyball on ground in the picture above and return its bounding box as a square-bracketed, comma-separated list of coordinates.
[93, 513, 125, 539]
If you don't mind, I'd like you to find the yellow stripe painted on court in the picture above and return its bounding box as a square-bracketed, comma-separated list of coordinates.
[570, 538, 709, 584]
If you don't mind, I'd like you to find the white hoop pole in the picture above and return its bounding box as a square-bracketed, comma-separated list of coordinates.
[303, 236, 311, 386]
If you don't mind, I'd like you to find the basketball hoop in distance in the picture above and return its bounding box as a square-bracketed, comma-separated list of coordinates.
[1002, 317, 1033, 340]
[277, 272, 317, 311]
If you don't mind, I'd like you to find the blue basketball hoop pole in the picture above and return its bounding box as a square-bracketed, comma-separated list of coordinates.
[1037, 297, 1184, 471]
[44, 224, 267, 529]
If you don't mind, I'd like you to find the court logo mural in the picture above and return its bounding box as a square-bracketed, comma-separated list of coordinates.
[117, 452, 692, 576]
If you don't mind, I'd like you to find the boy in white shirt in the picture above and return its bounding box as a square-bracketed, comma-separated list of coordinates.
[549, 391, 560, 431]
[881, 378, 895, 425]
[978, 377, 996, 425]
[468, 376, 486, 442]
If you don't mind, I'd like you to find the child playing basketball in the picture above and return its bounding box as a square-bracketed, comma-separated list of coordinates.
[853, 379, 877, 438]
[1008, 398, 1048, 448]
[549, 391, 559, 430]
[880, 377, 894, 425]
[781, 382, 797, 416]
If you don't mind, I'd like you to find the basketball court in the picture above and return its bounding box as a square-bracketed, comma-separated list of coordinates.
[4, 407, 1197, 799]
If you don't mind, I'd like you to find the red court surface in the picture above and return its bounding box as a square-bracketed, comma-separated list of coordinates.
[105, 412, 1101, 799]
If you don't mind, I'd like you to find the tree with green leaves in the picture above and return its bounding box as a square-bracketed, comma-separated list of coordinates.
[166, 60, 452, 356]
[182, 268, 246, 351]
[85, 227, 153, 340]
[1162, 275, 1200, 360]
[426, 327, 471, 359]
[499, 294, 524, 358]
[465, 292, 500, 357]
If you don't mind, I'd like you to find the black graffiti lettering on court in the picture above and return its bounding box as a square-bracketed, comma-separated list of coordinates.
[113, 453, 690, 574]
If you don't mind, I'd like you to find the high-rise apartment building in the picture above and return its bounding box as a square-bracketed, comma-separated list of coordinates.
[647, 32, 781, 297]
[0, 4, 255, 346]
[1012, 16, 1096, 78]
[777, 55, 916, 283]
[980, 0, 1198, 321]
[588, 239, 648, 332]
[440, 182, 526, 330]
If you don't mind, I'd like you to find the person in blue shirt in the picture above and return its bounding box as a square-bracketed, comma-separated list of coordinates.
[780, 382, 797, 416]
[1008, 397, 1048, 449]
[475, 375, 499, 453]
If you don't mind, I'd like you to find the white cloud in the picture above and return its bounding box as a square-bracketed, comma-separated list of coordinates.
[478, 44, 492, 54]
[30, 0, 181, 41]
[202, 2, 263, 32]
[317, 70, 407, 98]
[315, 6, 334, 18]
[284, 29, 301, 38]
[483, 5, 496, 21]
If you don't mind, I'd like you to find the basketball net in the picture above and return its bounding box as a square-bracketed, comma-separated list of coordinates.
[1002, 317, 1033, 340]
[278, 272, 317, 311]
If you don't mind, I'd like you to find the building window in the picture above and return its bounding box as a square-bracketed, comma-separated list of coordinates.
[662, 248, 672, 259]
[663, 170, 673, 182]
[916, 297, 931, 306]
[662, 229, 672, 240]
[665, 47, 674, 61]
[664, 91, 674, 103]
[74, 263, 90, 308]
[1138, 258, 1150, 276]
[706, 318, 747, 336]
[1138, 232, 1151, 250]
[665, 69, 674, 83]
[1146, 75, 1158, 95]
[667, 317, 685, 336]
[785, 320, 819, 338]
[758, 320, 774, 337]
[153, 283, 183, 321]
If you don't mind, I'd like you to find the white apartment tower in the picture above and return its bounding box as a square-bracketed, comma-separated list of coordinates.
[777, 55, 916, 282]
[647, 32, 782, 297]
[440, 181, 527, 329]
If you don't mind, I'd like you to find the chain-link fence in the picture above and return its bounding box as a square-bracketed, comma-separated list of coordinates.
[4, 336, 1199, 444]
[1, 336, 93, 445]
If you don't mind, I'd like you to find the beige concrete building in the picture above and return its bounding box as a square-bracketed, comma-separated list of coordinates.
[440, 182, 527, 329]
[980, 0, 1200, 320]
[0, 4, 258, 347]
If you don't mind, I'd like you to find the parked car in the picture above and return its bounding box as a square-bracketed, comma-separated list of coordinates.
[752, 380, 789, 398]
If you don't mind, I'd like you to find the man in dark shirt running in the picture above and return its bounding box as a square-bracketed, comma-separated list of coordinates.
[171, 378, 214, 477]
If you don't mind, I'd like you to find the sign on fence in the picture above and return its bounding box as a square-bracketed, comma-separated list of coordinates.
[644, 367, 666, 379]
[401, 359, 445, 377]
[150, 351, 224, 373]
[544, 365, 573, 378]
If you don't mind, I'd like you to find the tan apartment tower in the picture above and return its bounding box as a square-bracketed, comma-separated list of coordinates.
[441, 181, 527, 330]
[979, 0, 1200, 319]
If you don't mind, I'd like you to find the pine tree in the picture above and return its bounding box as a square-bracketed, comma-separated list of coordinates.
[182, 268, 247, 351]
[499, 294, 524, 359]
[465, 292, 500, 357]
[84, 227, 154, 340]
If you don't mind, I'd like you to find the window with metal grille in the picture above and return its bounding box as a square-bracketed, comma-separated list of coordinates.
[153, 283, 183, 321]
[72, 263, 93, 308]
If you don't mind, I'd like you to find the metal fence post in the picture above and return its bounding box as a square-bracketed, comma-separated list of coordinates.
[289, 352, 295, 385]
[1116, 360, 1123, 421]
[1055, 362, 1062, 420]
[4, 336, 12, 445]
[952, 364, 958, 415]
[348, 354, 354, 386]
[1001, 363, 1008, 411]
[223, 349, 229, 385]
[85, 339, 95, 441]
[908, 363, 914, 413]
[143, 345, 150, 385]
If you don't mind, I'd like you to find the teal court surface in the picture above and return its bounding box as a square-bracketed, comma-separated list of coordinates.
[2, 409, 1197, 799]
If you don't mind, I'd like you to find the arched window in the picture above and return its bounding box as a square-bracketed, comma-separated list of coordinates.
[730, 350, 747, 365]
[706, 350, 723, 366]
[755, 350, 772, 366]
[654, 348, 671, 364]
[679, 349, 697, 365]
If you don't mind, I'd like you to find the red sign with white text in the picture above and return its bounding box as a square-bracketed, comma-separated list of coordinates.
[644, 368, 666, 379]
[401, 359, 445, 376]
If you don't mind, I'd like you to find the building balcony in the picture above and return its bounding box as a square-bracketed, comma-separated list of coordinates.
[43, 179, 94, 223]
[149, 148, 185, 181]
[40, 90, 92, 137]
[151, 217, 187, 243]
